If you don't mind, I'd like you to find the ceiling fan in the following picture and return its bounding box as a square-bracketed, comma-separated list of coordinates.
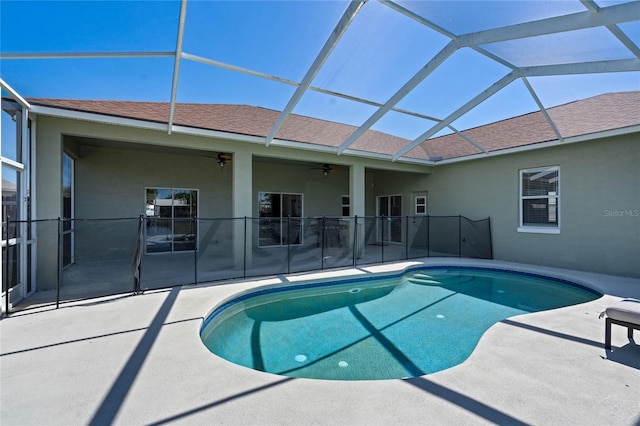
[217, 153, 232, 168]
[311, 163, 340, 177]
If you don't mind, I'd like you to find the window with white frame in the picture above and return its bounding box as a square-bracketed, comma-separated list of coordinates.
[258, 192, 302, 247]
[415, 195, 427, 215]
[145, 188, 198, 253]
[519, 166, 559, 233]
[341, 195, 350, 216]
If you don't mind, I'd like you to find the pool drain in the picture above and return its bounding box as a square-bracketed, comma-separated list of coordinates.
[295, 354, 307, 363]
[349, 288, 362, 294]
[338, 361, 349, 368]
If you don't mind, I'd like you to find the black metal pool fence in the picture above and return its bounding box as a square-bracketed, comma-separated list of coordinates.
[2, 215, 491, 313]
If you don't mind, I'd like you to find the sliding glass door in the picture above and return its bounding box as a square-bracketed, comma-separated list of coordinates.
[377, 195, 402, 244]
[2, 92, 34, 307]
[258, 192, 302, 247]
[145, 188, 198, 253]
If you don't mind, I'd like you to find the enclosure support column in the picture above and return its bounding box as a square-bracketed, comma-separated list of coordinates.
[233, 151, 253, 270]
[350, 163, 365, 259]
[3, 220, 9, 317]
[57, 217, 62, 309]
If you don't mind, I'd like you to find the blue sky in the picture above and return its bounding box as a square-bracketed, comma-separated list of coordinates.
[1, 0, 639, 138]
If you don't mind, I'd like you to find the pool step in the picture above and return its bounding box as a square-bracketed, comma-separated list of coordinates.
[407, 277, 441, 285]
[407, 273, 473, 286]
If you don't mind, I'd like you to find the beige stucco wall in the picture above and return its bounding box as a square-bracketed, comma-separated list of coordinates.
[34, 113, 638, 283]
[33, 115, 433, 288]
[424, 134, 640, 278]
[73, 145, 232, 219]
[34, 116, 63, 290]
[252, 161, 349, 218]
[34, 115, 431, 220]
[367, 170, 429, 216]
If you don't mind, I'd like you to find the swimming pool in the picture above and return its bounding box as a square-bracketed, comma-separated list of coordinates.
[200, 266, 601, 380]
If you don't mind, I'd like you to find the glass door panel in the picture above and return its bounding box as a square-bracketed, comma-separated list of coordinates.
[146, 188, 173, 253]
[389, 195, 402, 243]
[173, 189, 196, 251]
[2, 163, 21, 297]
[145, 188, 198, 253]
[377, 196, 388, 244]
[259, 193, 281, 247]
[258, 193, 303, 246]
[377, 195, 402, 243]
[2, 84, 32, 306]
[282, 194, 302, 245]
[62, 153, 74, 267]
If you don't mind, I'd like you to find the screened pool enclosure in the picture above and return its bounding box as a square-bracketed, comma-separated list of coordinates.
[1, 1, 639, 312]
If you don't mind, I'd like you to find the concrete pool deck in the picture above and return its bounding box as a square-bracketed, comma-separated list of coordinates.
[1, 258, 639, 425]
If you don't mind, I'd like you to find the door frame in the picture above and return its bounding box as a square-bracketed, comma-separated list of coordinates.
[1, 82, 34, 310]
[376, 194, 402, 244]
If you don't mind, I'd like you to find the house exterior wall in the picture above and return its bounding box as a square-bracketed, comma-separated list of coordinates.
[70, 144, 233, 268]
[425, 133, 640, 278]
[34, 117, 63, 290]
[33, 112, 638, 282]
[368, 170, 429, 216]
[32, 115, 432, 289]
[73, 145, 232, 219]
[252, 161, 349, 218]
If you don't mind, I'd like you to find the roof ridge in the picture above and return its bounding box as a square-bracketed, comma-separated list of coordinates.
[28, 97, 261, 108]
[433, 90, 640, 136]
[545, 90, 639, 110]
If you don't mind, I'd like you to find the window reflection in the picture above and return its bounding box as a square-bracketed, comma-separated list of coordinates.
[145, 188, 198, 253]
[258, 192, 302, 247]
[2, 166, 19, 290]
[520, 166, 560, 228]
[1, 98, 22, 162]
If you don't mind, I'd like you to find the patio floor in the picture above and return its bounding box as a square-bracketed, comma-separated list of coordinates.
[1, 258, 639, 425]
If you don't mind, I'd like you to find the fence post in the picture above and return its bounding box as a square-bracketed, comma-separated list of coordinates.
[57, 217, 63, 309]
[352, 215, 358, 267]
[193, 216, 198, 285]
[133, 215, 144, 294]
[243, 217, 247, 279]
[3, 220, 9, 317]
[458, 215, 462, 258]
[488, 217, 493, 260]
[321, 216, 325, 270]
[427, 215, 430, 257]
[405, 215, 409, 260]
[287, 216, 291, 275]
[381, 216, 385, 263]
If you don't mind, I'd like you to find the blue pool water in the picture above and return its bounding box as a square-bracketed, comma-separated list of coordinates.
[200, 267, 600, 381]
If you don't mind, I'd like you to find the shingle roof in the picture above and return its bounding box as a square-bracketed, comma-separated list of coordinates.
[415, 91, 640, 160]
[28, 98, 422, 159]
[28, 91, 639, 162]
